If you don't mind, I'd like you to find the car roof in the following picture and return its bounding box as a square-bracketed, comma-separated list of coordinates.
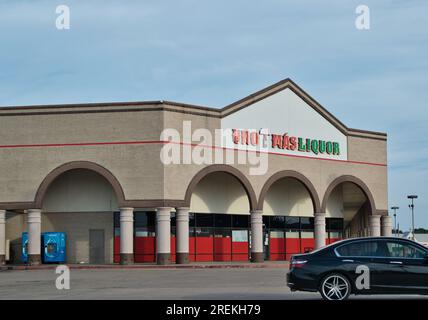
[331, 237, 426, 247]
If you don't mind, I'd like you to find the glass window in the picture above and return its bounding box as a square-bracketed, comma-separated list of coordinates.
[285, 217, 300, 230]
[232, 215, 249, 228]
[171, 212, 176, 227]
[113, 212, 120, 227]
[300, 217, 314, 230]
[336, 241, 386, 257]
[327, 218, 344, 231]
[135, 212, 156, 228]
[386, 241, 427, 259]
[195, 227, 213, 237]
[262, 216, 270, 229]
[232, 230, 248, 242]
[189, 213, 195, 227]
[195, 214, 214, 227]
[270, 230, 284, 238]
[270, 216, 285, 229]
[215, 214, 231, 228]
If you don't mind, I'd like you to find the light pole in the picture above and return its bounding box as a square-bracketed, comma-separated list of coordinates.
[391, 206, 399, 237]
[407, 195, 418, 240]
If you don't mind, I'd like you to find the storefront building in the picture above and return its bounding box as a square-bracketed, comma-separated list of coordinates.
[0, 79, 390, 265]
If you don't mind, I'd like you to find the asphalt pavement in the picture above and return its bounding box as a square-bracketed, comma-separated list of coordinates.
[0, 268, 426, 300]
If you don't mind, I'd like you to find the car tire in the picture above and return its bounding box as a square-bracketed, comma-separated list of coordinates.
[319, 273, 351, 301]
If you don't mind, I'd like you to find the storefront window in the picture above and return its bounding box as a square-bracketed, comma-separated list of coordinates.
[214, 214, 231, 228]
[232, 230, 248, 242]
[232, 215, 249, 228]
[262, 216, 270, 229]
[327, 218, 343, 231]
[196, 214, 214, 227]
[189, 213, 195, 227]
[270, 216, 285, 229]
[285, 217, 300, 230]
[300, 217, 314, 230]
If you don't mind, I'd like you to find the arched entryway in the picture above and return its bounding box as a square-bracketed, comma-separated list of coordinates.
[258, 171, 321, 260]
[184, 165, 257, 262]
[322, 175, 378, 238]
[36, 161, 124, 264]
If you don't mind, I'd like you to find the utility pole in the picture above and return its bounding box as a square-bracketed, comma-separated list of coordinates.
[391, 206, 399, 237]
[407, 195, 418, 240]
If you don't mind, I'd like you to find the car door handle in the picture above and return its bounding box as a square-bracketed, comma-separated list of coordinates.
[390, 261, 403, 265]
[342, 259, 354, 263]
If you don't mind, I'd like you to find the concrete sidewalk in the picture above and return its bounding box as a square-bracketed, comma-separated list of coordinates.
[0, 261, 289, 271]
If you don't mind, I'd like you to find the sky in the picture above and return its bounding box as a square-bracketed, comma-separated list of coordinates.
[0, 1, 427, 230]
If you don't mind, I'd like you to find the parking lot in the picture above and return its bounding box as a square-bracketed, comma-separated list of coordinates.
[0, 268, 426, 300]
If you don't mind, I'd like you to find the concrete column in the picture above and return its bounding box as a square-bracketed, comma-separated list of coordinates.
[314, 213, 326, 250]
[381, 215, 393, 237]
[27, 209, 42, 265]
[120, 207, 134, 265]
[369, 214, 381, 237]
[0, 210, 5, 265]
[250, 210, 263, 262]
[156, 207, 171, 265]
[175, 207, 189, 264]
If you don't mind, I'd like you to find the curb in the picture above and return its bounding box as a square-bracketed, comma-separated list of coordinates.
[1, 263, 289, 271]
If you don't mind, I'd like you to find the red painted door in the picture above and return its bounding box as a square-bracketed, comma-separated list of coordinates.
[134, 231, 156, 263]
[231, 230, 249, 261]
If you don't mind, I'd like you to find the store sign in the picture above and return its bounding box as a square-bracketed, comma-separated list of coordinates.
[231, 129, 340, 156]
[220, 87, 348, 161]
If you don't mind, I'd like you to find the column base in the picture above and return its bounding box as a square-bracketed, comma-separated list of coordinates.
[157, 253, 170, 265]
[28, 254, 41, 265]
[176, 253, 189, 264]
[120, 253, 134, 265]
[0, 255, 5, 266]
[250, 252, 264, 263]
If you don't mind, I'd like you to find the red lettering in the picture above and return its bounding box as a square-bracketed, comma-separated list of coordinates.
[289, 137, 297, 150]
[241, 130, 250, 145]
[271, 134, 283, 149]
[232, 129, 240, 144]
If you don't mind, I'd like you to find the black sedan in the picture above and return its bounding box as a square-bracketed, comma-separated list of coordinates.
[286, 237, 428, 300]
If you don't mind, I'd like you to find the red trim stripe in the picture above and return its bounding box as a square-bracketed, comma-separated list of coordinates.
[0, 140, 387, 167]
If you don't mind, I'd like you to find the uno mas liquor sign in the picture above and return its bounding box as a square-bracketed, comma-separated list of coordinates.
[231, 129, 340, 156]
[220, 87, 348, 161]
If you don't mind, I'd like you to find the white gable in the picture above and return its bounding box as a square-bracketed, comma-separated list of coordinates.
[221, 88, 348, 161]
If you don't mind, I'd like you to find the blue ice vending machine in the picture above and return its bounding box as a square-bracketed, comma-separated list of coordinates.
[21, 232, 29, 263]
[42, 232, 66, 263]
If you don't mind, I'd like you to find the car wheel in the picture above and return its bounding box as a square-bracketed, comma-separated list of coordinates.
[319, 273, 351, 301]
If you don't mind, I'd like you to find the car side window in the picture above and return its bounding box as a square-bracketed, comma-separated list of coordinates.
[336, 241, 385, 257]
[386, 242, 427, 259]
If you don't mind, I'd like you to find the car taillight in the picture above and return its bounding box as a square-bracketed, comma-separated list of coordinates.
[291, 259, 308, 268]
